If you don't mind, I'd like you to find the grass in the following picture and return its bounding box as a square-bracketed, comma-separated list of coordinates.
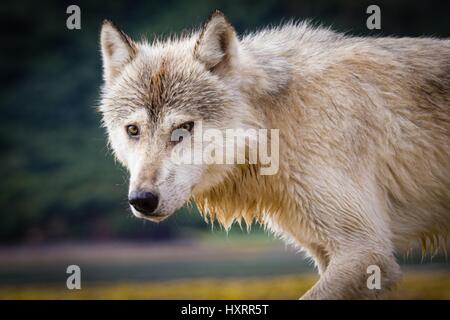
[0, 239, 448, 299]
[1, 272, 449, 299]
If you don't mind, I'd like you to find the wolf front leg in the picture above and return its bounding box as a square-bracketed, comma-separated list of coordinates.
[301, 240, 401, 300]
[295, 168, 403, 299]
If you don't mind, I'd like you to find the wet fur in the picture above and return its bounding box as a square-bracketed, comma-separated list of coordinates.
[99, 11, 450, 299]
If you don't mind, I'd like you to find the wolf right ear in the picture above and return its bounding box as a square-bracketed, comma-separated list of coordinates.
[100, 20, 137, 85]
[194, 11, 239, 75]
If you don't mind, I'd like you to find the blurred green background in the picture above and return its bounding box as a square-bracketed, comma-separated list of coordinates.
[0, 0, 449, 299]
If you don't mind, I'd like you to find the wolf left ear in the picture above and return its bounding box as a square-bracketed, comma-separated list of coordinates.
[194, 11, 239, 75]
[100, 20, 137, 85]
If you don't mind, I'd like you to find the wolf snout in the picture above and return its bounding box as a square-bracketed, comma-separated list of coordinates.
[128, 190, 159, 216]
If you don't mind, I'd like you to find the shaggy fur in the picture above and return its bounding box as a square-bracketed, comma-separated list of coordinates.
[98, 11, 450, 299]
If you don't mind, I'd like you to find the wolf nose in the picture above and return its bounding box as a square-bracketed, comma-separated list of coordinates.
[128, 191, 159, 215]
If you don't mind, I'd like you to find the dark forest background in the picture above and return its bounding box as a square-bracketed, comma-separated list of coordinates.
[1, 0, 449, 243]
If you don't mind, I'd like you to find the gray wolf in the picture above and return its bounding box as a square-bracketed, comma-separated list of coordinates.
[98, 11, 450, 299]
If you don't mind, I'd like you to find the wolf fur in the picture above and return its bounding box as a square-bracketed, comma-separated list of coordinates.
[98, 11, 450, 299]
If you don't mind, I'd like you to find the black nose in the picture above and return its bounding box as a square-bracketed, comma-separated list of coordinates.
[128, 191, 159, 215]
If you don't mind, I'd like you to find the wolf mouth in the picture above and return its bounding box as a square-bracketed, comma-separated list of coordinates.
[133, 211, 170, 222]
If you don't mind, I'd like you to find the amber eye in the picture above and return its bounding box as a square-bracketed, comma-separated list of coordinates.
[126, 124, 139, 137]
[178, 121, 194, 132]
[170, 121, 194, 144]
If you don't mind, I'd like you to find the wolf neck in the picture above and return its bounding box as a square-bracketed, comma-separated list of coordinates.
[194, 45, 297, 229]
[235, 43, 293, 100]
[194, 163, 293, 229]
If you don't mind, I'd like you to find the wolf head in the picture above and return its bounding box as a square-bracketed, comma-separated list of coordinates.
[98, 11, 262, 222]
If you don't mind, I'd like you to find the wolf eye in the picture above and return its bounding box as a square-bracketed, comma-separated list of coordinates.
[178, 121, 194, 132]
[170, 121, 194, 145]
[126, 124, 139, 137]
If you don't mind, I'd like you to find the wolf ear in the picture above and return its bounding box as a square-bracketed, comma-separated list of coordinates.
[194, 11, 239, 75]
[100, 20, 137, 85]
